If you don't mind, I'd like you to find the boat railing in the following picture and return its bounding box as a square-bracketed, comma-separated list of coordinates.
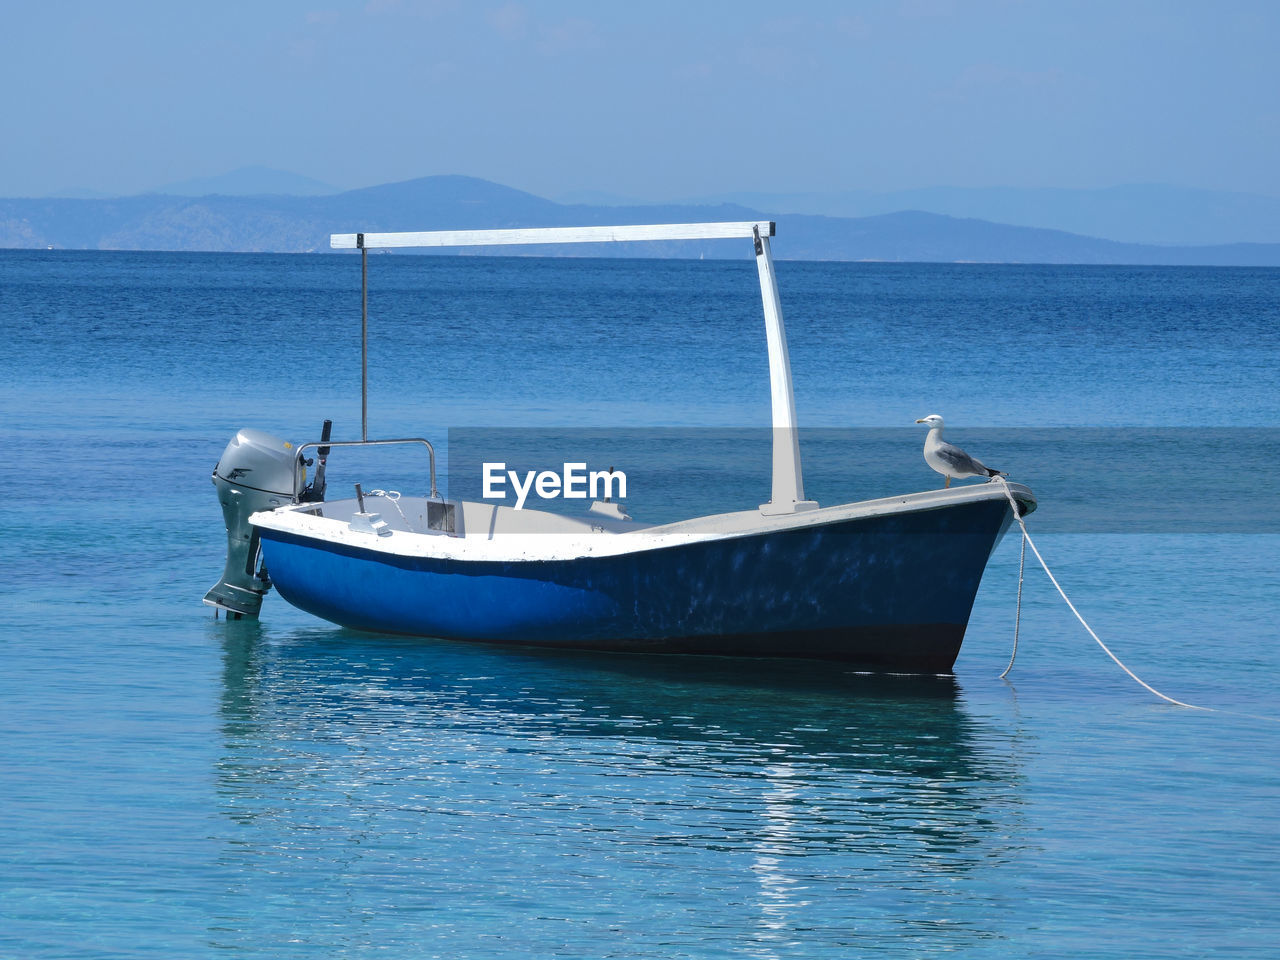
[293, 438, 440, 502]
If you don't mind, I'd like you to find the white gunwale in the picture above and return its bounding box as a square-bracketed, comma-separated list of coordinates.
[253, 482, 1035, 565]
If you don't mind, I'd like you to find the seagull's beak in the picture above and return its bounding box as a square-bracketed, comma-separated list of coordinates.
[915, 419, 926, 424]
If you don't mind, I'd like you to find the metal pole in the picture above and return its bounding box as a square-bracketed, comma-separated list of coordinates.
[359, 235, 368, 442]
[752, 225, 816, 515]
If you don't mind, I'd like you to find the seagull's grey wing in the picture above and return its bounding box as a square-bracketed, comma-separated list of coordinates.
[934, 440, 990, 475]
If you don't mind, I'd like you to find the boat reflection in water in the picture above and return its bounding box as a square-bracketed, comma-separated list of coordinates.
[214, 623, 1030, 955]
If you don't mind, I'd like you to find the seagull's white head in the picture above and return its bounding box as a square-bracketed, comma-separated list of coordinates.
[915, 414, 945, 429]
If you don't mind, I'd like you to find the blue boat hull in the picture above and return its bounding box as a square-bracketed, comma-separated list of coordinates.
[257, 497, 1014, 671]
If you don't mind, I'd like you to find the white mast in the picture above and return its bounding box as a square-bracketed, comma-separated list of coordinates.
[751, 226, 818, 515]
[331, 221, 817, 514]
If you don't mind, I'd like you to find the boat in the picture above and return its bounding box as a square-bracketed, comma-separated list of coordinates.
[205, 221, 1035, 672]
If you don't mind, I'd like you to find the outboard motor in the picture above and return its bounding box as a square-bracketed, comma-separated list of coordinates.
[204, 428, 304, 618]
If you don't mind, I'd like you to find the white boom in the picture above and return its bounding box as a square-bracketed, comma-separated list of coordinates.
[331, 221, 816, 515]
[331, 221, 775, 249]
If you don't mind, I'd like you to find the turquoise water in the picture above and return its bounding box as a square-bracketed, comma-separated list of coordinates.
[2, 251, 1278, 957]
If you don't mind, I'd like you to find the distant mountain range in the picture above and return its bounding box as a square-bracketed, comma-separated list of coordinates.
[3, 174, 1279, 265]
[665, 184, 1280, 247]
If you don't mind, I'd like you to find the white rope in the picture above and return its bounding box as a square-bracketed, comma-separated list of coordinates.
[1000, 527, 1025, 680]
[368, 489, 410, 527]
[992, 478, 1207, 711]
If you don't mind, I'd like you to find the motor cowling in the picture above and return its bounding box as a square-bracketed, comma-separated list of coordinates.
[204, 428, 303, 618]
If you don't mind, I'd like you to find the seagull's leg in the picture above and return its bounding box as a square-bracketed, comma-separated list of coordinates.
[945, 476, 951, 489]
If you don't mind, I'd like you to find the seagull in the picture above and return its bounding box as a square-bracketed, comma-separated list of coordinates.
[915, 414, 1005, 488]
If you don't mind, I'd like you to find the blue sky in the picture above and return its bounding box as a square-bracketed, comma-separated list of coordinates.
[3, 0, 1277, 199]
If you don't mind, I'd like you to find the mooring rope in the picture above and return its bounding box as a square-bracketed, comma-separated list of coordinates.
[993, 477, 1208, 710]
[999, 526, 1026, 680]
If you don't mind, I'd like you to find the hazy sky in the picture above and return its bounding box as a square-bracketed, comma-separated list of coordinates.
[4, 0, 1277, 199]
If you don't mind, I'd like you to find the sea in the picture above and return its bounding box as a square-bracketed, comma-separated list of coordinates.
[1, 249, 1278, 958]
